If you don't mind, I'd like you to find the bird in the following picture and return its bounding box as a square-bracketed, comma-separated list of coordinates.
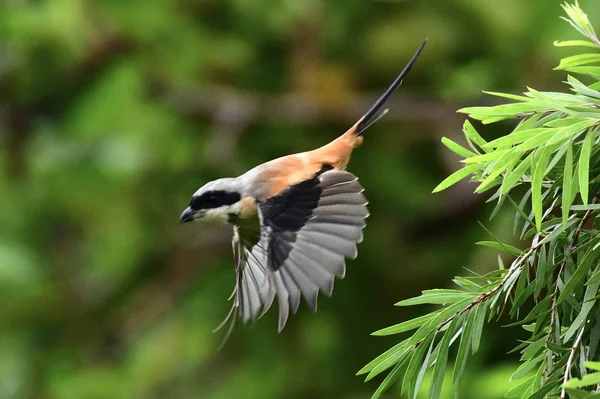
[180, 39, 427, 340]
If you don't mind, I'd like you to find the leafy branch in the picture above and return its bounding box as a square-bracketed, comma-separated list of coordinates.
[361, 2, 600, 398]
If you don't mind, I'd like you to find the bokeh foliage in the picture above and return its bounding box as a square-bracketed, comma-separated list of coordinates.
[2, 0, 600, 398]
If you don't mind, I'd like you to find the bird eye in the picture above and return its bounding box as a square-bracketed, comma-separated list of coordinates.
[189, 197, 200, 209]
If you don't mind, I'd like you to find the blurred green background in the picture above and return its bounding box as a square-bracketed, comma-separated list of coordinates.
[1, 0, 599, 398]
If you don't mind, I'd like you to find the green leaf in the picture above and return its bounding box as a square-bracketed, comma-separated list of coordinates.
[409, 300, 470, 344]
[413, 337, 435, 399]
[440, 137, 477, 158]
[453, 311, 474, 398]
[585, 361, 600, 371]
[452, 277, 481, 292]
[501, 153, 533, 194]
[534, 246, 548, 299]
[365, 345, 412, 382]
[395, 290, 474, 306]
[505, 375, 535, 398]
[554, 39, 599, 48]
[568, 66, 600, 77]
[515, 128, 558, 153]
[482, 128, 548, 150]
[563, 371, 600, 388]
[371, 357, 410, 399]
[590, 308, 600, 359]
[564, 273, 600, 341]
[475, 241, 522, 256]
[528, 378, 562, 399]
[471, 304, 486, 354]
[546, 119, 595, 145]
[462, 120, 487, 147]
[432, 164, 479, 193]
[563, 142, 574, 227]
[371, 314, 434, 336]
[578, 129, 595, 205]
[546, 341, 569, 354]
[570, 204, 600, 210]
[563, 388, 598, 399]
[545, 139, 568, 172]
[402, 334, 433, 399]
[558, 247, 600, 304]
[545, 117, 589, 128]
[556, 53, 600, 70]
[358, 339, 410, 376]
[474, 151, 521, 193]
[567, 75, 600, 100]
[510, 282, 536, 317]
[429, 328, 452, 399]
[482, 90, 532, 102]
[459, 103, 550, 122]
[462, 150, 510, 165]
[531, 147, 551, 231]
[511, 354, 544, 381]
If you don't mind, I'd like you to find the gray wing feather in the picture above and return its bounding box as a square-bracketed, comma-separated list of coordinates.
[287, 248, 335, 299]
[221, 170, 367, 334]
[278, 266, 302, 314]
[303, 222, 364, 241]
[272, 272, 290, 331]
[292, 237, 346, 277]
[313, 204, 370, 218]
[278, 254, 320, 309]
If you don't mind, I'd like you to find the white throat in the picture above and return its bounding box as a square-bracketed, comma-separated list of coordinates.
[200, 202, 242, 224]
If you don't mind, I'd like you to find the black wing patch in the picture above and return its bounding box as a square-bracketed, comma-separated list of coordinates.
[261, 177, 321, 233]
[260, 165, 332, 271]
[216, 168, 368, 335]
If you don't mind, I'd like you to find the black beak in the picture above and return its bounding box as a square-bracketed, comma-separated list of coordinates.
[179, 207, 195, 224]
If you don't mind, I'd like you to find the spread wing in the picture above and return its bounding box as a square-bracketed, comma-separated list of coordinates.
[217, 169, 368, 336]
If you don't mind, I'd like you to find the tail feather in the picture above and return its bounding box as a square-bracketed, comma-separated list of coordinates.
[354, 38, 427, 136]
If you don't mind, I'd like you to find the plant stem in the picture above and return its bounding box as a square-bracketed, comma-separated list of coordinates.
[561, 325, 586, 399]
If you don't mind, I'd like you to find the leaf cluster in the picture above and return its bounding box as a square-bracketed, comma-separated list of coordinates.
[363, 2, 600, 398]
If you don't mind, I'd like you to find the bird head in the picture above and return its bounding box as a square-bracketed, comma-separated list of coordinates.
[180, 178, 243, 225]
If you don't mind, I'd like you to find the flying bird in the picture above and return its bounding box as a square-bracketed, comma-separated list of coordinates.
[180, 39, 427, 338]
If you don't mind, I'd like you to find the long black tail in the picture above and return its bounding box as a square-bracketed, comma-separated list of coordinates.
[354, 38, 427, 136]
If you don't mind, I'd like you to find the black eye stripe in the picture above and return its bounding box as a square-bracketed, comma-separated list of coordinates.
[190, 190, 241, 210]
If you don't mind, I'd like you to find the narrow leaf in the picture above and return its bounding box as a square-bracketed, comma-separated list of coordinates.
[358, 340, 409, 375]
[510, 354, 544, 381]
[585, 361, 600, 371]
[471, 305, 487, 354]
[441, 137, 477, 158]
[531, 147, 551, 231]
[462, 120, 487, 146]
[558, 247, 600, 304]
[372, 314, 434, 336]
[429, 328, 452, 399]
[475, 241, 522, 256]
[554, 40, 599, 48]
[578, 129, 595, 205]
[432, 165, 480, 193]
[563, 142, 574, 227]
[453, 311, 474, 398]
[563, 371, 600, 388]
[396, 290, 474, 307]
[501, 153, 533, 194]
[371, 357, 410, 399]
[482, 90, 532, 102]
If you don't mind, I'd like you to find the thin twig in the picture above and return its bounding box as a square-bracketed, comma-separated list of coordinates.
[561, 325, 586, 399]
[544, 196, 598, 382]
[435, 246, 535, 334]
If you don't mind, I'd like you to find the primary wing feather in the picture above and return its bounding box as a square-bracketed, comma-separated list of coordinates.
[222, 169, 368, 332]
